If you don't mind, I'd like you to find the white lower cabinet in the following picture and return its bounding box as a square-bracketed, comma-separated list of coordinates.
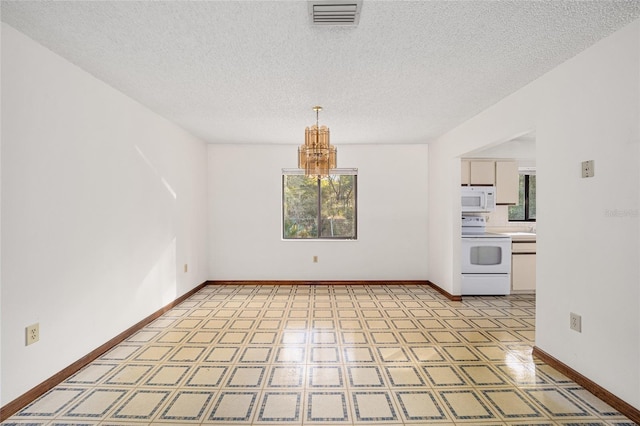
[511, 241, 536, 292]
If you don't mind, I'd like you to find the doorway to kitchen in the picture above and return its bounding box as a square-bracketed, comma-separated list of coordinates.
[460, 130, 537, 296]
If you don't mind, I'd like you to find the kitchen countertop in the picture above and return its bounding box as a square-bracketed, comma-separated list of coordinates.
[500, 232, 536, 242]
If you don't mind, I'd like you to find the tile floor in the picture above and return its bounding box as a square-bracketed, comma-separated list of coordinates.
[2, 284, 636, 425]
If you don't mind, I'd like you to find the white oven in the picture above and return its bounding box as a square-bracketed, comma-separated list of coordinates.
[461, 236, 512, 295]
[461, 236, 511, 274]
[461, 217, 512, 295]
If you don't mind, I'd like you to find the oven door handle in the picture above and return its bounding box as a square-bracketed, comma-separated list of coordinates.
[461, 238, 511, 242]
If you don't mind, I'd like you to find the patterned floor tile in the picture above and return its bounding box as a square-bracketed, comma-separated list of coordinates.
[377, 346, 411, 363]
[282, 331, 307, 344]
[399, 331, 430, 344]
[204, 346, 239, 363]
[312, 331, 337, 344]
[308, 366, 344, 388]
[125, 330, 160, 343]
[257, 319, 281, 330]
[207, 391, 258, 422]
[226, 366, 266, 388]
[422, 365, 467, 387]
[63, 389, 128, 418]
[134, 346, 173, 362]
[347, 366, 385, 387]
[169, 346, 206, 362]
[441, 345, 481, 362]
[534, 363, 574, 384]
[285, 319, 308, 329]
[186, 330, 218, 344]
[351, 391, 399, 423]
[429, 331, 462, 344]
[343, 346, 375, 363]
[109, 389, 170, 420]
[144, 365, 191, 387]
[458, 330, 492, 343]
[525, 388, 591, 417]
[184, 365, 228, 387]
[99, 345, 141, 361]
[2, 284, 635, 426]
[219, 332, 248, 345]
[13, 388, 85, 417]
[267, 366, 304, 388]
[275, 346, 306, 363]
[394, 390, 448, 422]
[482, 388, 545, 420]
[230, 319, 255, 329]
[310, 346, 340, 363]
[307, 391, 350, 422]
[438, 389, 497, 421]
[565, 387, 621, 417]
[256, 392, 301, 423]
[459, 364, 508, 386]
[105, 365, 154, 386]
[249, 332, 278, 345]
[370, 331, 399, 344]
[340, 331, 368, 344]
[409, 345, 447, 362]
[385, 366, 426, 387]
[67, 364, 118, 384]
[202, 318, 228, 329]
[391, 319, 418, 329]
[497, 362, 547, 386]
[239, 347, 272, 363]
[474, 344, 511, 361]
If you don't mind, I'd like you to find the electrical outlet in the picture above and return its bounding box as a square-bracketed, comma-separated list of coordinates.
[570, 312, 582, 332]
[26, 323, 40, 346]
[313, 256, 318, 263]
[581, 160, 594, 178]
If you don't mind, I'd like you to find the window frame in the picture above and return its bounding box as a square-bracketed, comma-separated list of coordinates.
[281, 168, 358, 241]
[508, 173, 536, 222]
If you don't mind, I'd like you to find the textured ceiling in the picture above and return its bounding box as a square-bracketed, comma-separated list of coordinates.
[2, 1, 639, 145]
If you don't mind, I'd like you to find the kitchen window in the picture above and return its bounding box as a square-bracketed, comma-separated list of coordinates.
[509, 173, 536, 221]
[282, 169, 357, 240]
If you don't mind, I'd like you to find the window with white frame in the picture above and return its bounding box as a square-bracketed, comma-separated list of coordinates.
[282, 169, 357, 240]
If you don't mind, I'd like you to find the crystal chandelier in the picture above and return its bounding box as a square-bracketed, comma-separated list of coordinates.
[298, 106, 337, 178]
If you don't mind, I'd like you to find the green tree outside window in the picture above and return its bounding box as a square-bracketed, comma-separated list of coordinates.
[283, 173, 357, 239]
[509, 174, 536, 221]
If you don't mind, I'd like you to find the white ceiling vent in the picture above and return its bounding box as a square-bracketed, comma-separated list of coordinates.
[308, 1, 362, 26]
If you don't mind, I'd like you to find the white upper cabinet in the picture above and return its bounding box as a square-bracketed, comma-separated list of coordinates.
[461, 160, 471, 185]
[496, 161, 519, 204]
[461, 159, 519, 205]
[469, 161, 495, 185]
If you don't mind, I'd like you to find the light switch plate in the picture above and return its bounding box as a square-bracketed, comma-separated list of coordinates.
[581, 160, 594, 178]
[570, 312, 582, 332]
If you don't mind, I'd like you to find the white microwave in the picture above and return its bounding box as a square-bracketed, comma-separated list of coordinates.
[461, 186, 496, 212]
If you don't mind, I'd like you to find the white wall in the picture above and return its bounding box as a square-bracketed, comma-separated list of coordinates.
[1, 24, 208, 404]
[208, 143, 428, 280]
[535, 19, 639, 404]
[428, 19, 640, 407]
